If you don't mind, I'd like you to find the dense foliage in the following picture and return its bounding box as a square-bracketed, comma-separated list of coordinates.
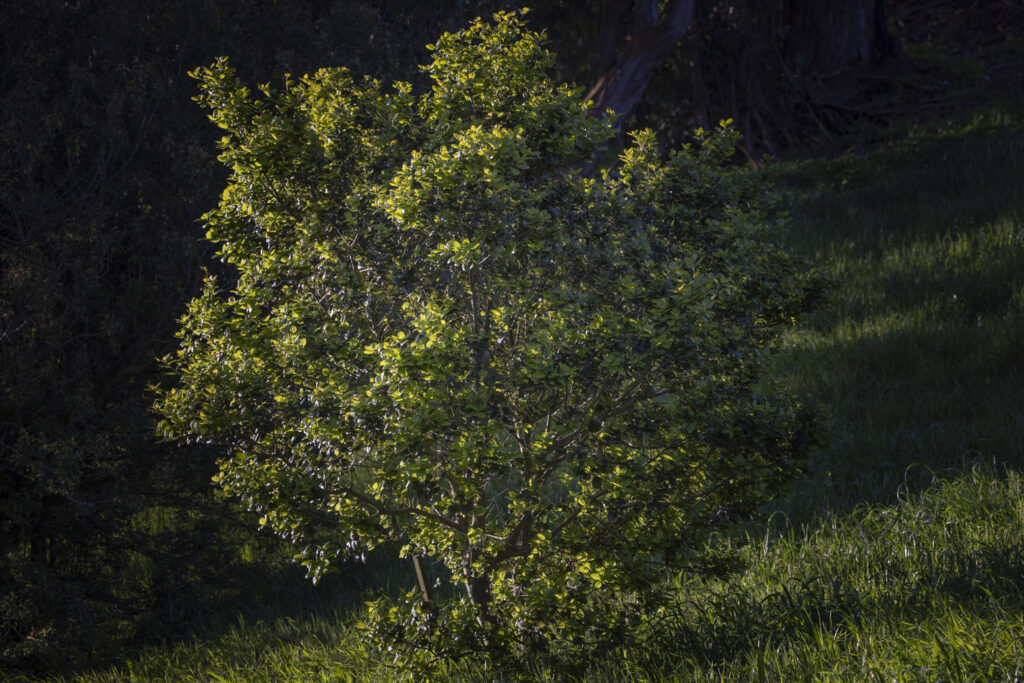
[157, 13, 819, 671]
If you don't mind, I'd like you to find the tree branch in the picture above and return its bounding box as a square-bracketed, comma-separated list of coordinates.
[586, 0, 696, 124]
[339, 485, 468, 534]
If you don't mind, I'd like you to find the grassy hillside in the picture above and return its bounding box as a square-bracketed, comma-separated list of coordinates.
[53, 112, 1024, 682]
[770, 107, 1024, 518]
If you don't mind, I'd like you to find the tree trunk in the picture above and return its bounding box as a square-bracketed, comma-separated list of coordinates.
[586, 0, 697, 123]
[665, 0, 909, 157]
[463, 549, 492, 628]
[780, 0, 905, 79]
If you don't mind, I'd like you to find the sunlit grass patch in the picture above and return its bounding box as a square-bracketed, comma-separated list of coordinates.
[75, 614, 374, 683]
[580, 467, 1024, 682]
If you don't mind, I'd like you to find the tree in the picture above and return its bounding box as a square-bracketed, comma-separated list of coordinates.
[778, 0, 903, 77]
[161, 11, 821, 672]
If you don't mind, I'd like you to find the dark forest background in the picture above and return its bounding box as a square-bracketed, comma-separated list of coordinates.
[2, 0, 1022, 675]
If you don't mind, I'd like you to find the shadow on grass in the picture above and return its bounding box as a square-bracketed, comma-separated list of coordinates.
[758, 125, 1024, 521]
[770, 280, 1023, 522]
[769, 127, 1024, 257]
[53, 543, 419, 682]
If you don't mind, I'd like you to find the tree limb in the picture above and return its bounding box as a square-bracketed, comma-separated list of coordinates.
[586, 0, 696, 124]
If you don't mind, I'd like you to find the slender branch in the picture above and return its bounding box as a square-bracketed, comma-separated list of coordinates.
[339, 485, 468, 534]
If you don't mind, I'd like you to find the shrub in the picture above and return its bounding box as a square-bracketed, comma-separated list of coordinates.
[156, 11, 820, 674]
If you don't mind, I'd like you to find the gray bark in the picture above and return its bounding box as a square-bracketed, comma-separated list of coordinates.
[586, 0, 697, 123]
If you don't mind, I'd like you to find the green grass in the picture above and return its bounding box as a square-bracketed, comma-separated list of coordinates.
[60, 469, 1024, 682]
[44, 118, 1024, 682]
[583, 466, 1024, 681]
[765, 122, 1024, 519]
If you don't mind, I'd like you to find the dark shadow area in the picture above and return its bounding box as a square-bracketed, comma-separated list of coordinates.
[756, 124, 1024, 524]
[771, 302, 1024, 520]
[770, 127, 1024, 258]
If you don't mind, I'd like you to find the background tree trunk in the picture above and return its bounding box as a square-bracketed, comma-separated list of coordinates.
[781, 0, 904, 78]
[626, 0, 910, 157]
[581, 0, 907, 155]
[586, 0, 696, 122]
